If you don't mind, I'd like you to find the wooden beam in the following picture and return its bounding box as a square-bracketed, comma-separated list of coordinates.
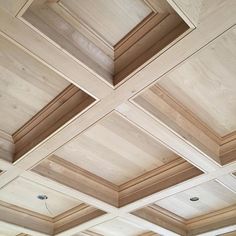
[116, 102, 220, 172]
[0, 7, 112, 99]
[0, 1, 235, 235]
[0, 0, 233, 189]
[0, 0, 29, 16]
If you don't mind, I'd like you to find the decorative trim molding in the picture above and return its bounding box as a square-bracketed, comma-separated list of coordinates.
[13, 84, 95, 161]
[119, 159, 202, 206]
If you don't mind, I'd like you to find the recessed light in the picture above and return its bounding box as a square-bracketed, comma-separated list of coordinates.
[37, 194, 48, 200]
[190, 197, 199, 202]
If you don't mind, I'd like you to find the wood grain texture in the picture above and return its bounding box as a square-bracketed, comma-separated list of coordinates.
[158, 26, 236, 137]
[133, 206, 186, 236]
[0, 176, 82, 217]
[55, 112, 178, 185]
[13, 84, 95, 160]
[33, 155, 119, 207]
[119, 159, 202, 206]
[0, 0, 27, 16]
[60, 0, 152, 46]
[0, 0, 235, 235]
[0, 33, 69, 135]
[88, 218, 150, 236]
[133, 85, 220, 159]
[114, 13, 189, 85]
[155, 180, 236, 220]
[0, 222, 21, 236]
[24, 1, 114, 84]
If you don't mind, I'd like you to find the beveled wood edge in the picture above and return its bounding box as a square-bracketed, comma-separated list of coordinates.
[0, 1, 235, 235]
[18, 0, 190, 88]
[54, 206, 105, 234]
[186, 205, 236, 235]
[119, 161, 202, 207]
[0, 202, 53, 235]
[131, 80, 236, 167]
[130, 206, 187, 236]
[12, 84, 95, 161]
[48, 155, 119, 192]
[113, 18, 190, 86]
[0, 198, 106, 235]
[131, 203, 236, 236]
[31, 153, 201, 208]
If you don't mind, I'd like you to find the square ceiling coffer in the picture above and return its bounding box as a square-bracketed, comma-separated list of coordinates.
[22, 0, 190, 86]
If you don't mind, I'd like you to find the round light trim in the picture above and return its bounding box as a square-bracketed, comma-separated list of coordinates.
[37, 194, 48, 200]
[190, 196, 199, 202]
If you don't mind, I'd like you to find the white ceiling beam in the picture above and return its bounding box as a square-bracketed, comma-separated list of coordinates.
[116, 102, 219, 172]
[55, 213, 117, 236]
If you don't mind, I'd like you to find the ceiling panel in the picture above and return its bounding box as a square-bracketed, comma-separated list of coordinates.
[60, 0, 152, 46]
[0, 177, 82, 217]
[0, 34, 69, 135]
[87, 218, 149, 236]
[155, 180, 236, 220]
[55, 112, 178, 185]
[0, 222, 21, 236]
[157, 26, 236, 137]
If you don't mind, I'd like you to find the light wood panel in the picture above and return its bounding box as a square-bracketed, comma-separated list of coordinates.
[0, 177, 82, 217]
[60, 0, 152, 46]
[155, 180, 236, 220]
[55, 112, 178, 185]
[88, 218, 150, 236]
[157, 26, 236, 137]
[24, 0, 114, 84]
[13, 84, 95, 160]
[0, 0, 27, 16]
[0, 222, 21, 236]
[22, 0, 189, 86]
[0, 33, 69, 135]
[0, 0, 235, 235]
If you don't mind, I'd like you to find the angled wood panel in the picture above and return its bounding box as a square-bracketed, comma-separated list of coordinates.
[155, 180, 236, 220]
[21, 0, 189, 86]
[157, 26, 236, 137]
[60, 0, 152, 46]
[54, 112, 179, 185]
[0, 33, 69, 135]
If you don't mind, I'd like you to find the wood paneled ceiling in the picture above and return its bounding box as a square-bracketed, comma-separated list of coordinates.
[0, 0, 236, 236]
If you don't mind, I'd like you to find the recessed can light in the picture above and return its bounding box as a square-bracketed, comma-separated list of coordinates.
[37, 194, 48, 200]
[190, 197, 199, 202]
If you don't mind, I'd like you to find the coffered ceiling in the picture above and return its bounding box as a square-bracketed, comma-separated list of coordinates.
[0, 0, 236, 235]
